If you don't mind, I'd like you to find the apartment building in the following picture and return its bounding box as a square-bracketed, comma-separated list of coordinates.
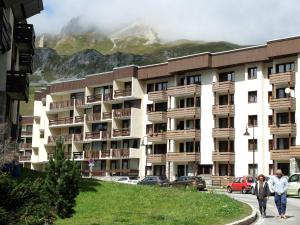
[32, 36, 300, 184]
[0, 0, 43, 162]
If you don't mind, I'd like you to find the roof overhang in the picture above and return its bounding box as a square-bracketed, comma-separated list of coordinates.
[2, 0, 43, 21]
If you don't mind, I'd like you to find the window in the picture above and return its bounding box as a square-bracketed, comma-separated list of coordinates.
[276, 112, 295, 124]
[187, 75, 201, 85]
[248, 164, 258, 176]
[154, 144, 167, 154]
[155, 102, 167, 112]
[93, 87, 102, 95]
[276, 138, 295, 149]
[248, 139, 257, 151]
[147, 84, 154, 93]
[268, 67, 274, 78]
[276, 62, 295, 73]
[92, 123, 107, 132]
[71, 92, 84, 100]
[69, 126, 82, 134]
[248, 67, 257, 79]
[218, 141, 234, 152]
[219, 72, 235, 82]
[155, 82, 168, 91]
[248, 115, 258, 127]
[248, 91, 257, 103]
[40, 131, 44, 138]
[276, 88, 289, 99]
[154, 123, 167, 132]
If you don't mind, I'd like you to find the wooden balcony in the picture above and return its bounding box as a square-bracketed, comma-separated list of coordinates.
[113, 128, 130, 137]
[212, 128, 235, 139]
[289, 146, 300, 158]
[269, 71, 295, 86]
[166, 152, 200, 162]
[147, 154, 166, 164]
[212, 105, 234, 116]
[212, 176, 235, 186]
[20, 143, 32, 149]
[84, 151, 100, 159]
[0, 8, 12, 53]
[167, 107, 200, 118]
[167, 129, 201, 140]
[111, 148, 130, 158]
[212, 81, 235, 93]
[148, 111, 167, 122]
[100, 150, 111, 158]
[270, 149, 291, 160]
[85, 131, 111, 140]
[269, 123, 296, 135]
[212, 152, 235, 162]
[86, 94, 102, 103]
[50, 100, 73, 110]
[114, 89, 132, 98]
[6, 71, 29, 102]
[148, 90, 168, 102]
[86, 113, 102, 122]
[148, 132, 167, 142]
[114, 108, 131, 119]
[15, 23, 35, 52]
[19, 51, 33, 73]
[49, 117, 73, 126]
[102, 112, 112, 120]
[167, 84, 201, 96]
[269, 98, 296, 111]
[47, 134, 73, 144]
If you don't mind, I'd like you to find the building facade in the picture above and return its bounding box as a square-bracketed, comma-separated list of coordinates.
[0, 0, 43, 163]
[32, 36, 300, 184]
[19, 116, 33, 168]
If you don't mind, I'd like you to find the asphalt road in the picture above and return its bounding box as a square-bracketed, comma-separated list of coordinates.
[226, 193, 300, 225]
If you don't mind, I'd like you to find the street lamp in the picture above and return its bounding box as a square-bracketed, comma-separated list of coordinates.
[243, 124, 255, 177]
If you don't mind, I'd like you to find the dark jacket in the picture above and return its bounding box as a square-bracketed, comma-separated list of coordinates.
[254, 181, 270, 199]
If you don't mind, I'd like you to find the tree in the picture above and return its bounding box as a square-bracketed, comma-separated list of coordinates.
[43, 137, 80, 218]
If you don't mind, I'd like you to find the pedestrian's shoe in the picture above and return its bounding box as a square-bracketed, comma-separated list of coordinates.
[282, 215, 287, 219]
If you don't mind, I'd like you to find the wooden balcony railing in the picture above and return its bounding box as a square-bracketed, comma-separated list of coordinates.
[148, 90, 168, 102]
[148, 132, 167, 142]
[212, 151, 235, 162]
[167, 107, 200, 118]
[167, 84, 201, 96]
[269, 97, 296, 111]
[114, 89, 132, 98]
[212, 128, 235, 139]
[49, 117, 73, 126]
[148, 111, 167, 122]
[102, 112, 112, 120]
[84, 151, 100, 159]
[6, 71, 29, 102]
[86, 113, 102, 122]
[112, 148, 130, 158]
[48, 134, 73, 144]
[270, 149, 291, 160]
[166, 152, 200, 162]
[113, 128, 130, 137]
[85, 131, 111, 140]
[50, 100, 73, 110]
[289, 146, 300, 158]
[212, 81, 235, 93]
[167, 129, 201, 140]
[75, 99, 85, 107]
[147, 154, 166, 163]
[269, 71, 295, 86]
[269, 123, 296, 135]
[212, 105, 235, 115]
[100, 150, 111, 158]
[87, 94, 102, 103]
[113, 108, 131, 119]
[20, 143, 32, 149]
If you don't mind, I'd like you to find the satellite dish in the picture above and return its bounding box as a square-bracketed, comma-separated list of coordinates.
[285, 88, 291, 94]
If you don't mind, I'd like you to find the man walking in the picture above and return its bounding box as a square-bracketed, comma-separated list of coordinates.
[270, 169, 288, 219]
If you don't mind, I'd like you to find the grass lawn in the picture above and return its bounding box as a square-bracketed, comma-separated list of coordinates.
[56, 180, 251, 225]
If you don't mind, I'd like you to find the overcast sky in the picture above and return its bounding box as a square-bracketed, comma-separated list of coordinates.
[29, 0, 300, 45]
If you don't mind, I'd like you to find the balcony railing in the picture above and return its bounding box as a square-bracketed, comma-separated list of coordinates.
[86, 113, 102, 122]
[167, 84, 201, 96]
[102, 112, 112, 120]
[148, 132, 167, 142]
[212, 151, 235, 162]
[114, 89, 132, 98]
[167, 107, 200, 118]
[270, 149, 291, 160]
[0, 8, 12, 53]
[49, 117, 73, 126]
[85, 131, 111, 140]
[84, 151, 100, 159]
[50, 100, 74, 110]
[167, 129, 201, 140]
[269, 123, 296, 135]
[113, 108, 131, 119]
[48, 134, 73, 144]
[148, 111, 167, 122]
[20, 143, 32, 149]
[147, 154, 166, 164]
[289, 146, 300, 158]
[15, 23, 35, 51]
[75, 116, 84, 123]
[87, 94, 102, 103]
[6, 71, 29, 102]
[269, 71, 295, 86]
[212, 81, 235, 93]
[212, 128, 235, 139]
[148, 90, 168, 102]
[103, 93, 114, 102]
[111, 148, 130, 158]
[113, 128, 130, 137]
[19, 51, 33, 73]
[84, 169, 139, 176]
[212, 105, 234, 116]
[19, 155, 31, 162]
[269, 97, 296, 111]
[166, 152, 200, 162]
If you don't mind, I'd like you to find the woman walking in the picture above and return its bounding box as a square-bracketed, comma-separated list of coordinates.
[254, 174, 270, 218]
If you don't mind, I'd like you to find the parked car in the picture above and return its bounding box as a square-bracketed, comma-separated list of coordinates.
[227, 176, 256, 194]
[287, 173, 300, 198]
[250, 175, 275, 195]
[115, 176, 139, 185]
[169, 176, 206, 191]
[137, 176, 169, 186]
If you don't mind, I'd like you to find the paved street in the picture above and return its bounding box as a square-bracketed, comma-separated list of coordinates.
[227, 193, 300, 225]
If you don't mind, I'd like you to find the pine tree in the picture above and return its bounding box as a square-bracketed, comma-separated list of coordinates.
[43, 136, 80, 218]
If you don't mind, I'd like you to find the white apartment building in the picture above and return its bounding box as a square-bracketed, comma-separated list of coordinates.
[30, 36, 300, 185]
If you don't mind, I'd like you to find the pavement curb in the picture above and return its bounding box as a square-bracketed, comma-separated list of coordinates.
[225, 199, 258, 225]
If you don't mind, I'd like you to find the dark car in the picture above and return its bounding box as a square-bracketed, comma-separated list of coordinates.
[138, 176, 169, 186]
[170, 176, 206, 191]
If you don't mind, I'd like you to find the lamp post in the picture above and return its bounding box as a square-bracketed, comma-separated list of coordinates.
[243, 124, 255, 177]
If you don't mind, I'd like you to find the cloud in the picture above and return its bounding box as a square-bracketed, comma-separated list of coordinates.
[28, 0, 300, 44]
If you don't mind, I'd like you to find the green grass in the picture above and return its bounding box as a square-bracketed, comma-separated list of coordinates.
[19, 87, 36, 116]
[55, 180, 251, 225]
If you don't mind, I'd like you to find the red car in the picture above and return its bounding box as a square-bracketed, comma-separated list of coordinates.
[227, 176, 256, 194]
